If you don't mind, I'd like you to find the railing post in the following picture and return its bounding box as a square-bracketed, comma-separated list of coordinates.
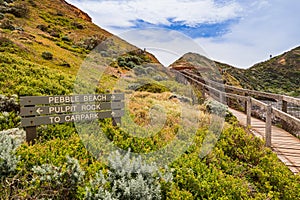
[244, 92, 248, 114]
[246, 96, 252, 127]
[265, 104, 272, 147]
[282, 99, 288, 130]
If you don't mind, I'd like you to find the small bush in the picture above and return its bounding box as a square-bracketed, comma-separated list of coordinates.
[56, 11, 64, 16]
[136, 83, 170, 93]
[117, 55, 144, 69]
[61, 35, 71, 42]
[28, 0, 37, 7]
[85, 150, 172, 200]
[36, 24, 48, 32]
[0, 94, 19, 112]
[9, 2, 29, 18]
[0, 128, 25, 144]
[204, 99, 227, 116]
[59, 62, 71, 68]
[31, 156, 85, 199]
[0, 132, 20, 176]
[133, 65, 146, 75]
[0, 19, 15, 30]
[42, 51, 53, 60]
[72, 22, 84, 29]
[0, 37, 14, 48]
[78, 36, 104, 50]
[50, 30, 60, 38]
[153, 75, 166, 81]
[0, 111, 21, 131]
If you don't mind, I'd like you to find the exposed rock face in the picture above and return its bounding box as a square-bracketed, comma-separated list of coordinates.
[61, 0, 92, 22]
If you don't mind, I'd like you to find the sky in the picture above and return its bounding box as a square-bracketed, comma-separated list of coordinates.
[66, 0, 300, 68]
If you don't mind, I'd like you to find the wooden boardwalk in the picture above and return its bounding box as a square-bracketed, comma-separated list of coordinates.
[176, 70, 300, 174]
[229, 108, 300, 174]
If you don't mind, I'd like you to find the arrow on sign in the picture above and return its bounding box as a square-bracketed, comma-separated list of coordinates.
[36, 108, 44, 115]
[111, 95, 116, 100]
[111, 112, 115, 117]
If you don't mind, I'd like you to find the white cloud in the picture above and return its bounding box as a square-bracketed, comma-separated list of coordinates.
[67, 0, 300, 68]
[195, 0, 300, 68]
[67, 0, 242, 29]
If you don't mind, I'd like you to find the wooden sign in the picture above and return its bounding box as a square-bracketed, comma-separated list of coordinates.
[21, 110, 125, 127]
[20, 102, 124, 116]
[20, 93, 125, 143]
[20, 94, 124, 106]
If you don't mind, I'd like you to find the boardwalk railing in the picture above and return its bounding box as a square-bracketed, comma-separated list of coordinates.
[176, 70, 300, 147]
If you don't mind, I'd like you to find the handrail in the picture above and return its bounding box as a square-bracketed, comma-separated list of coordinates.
[272, 107, 300, 127]
[179, 70, 299, 105]
[179, 71, 247, 102]
[251, 98, 268, 108]
[282, 95, 300, 106]
[180, 71, 279, 99]
[177, 69, 300, 148]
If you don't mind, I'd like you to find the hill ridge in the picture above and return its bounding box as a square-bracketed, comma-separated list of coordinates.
[170, 46, 300, 96]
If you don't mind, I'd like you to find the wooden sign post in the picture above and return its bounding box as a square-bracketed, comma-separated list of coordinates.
[20, 93, 125, 143]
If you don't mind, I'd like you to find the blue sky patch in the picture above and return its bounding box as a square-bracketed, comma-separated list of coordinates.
[125, 18, 239, 39]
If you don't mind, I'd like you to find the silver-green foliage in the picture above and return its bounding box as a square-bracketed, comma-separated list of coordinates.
[0, 131, 20, 176]
[85, 150, 173, 200]
[31, 156, 85, 199]
[204, 99, 228, 116]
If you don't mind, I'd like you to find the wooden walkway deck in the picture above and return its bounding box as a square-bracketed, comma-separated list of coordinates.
[177, 70, 300, 174]
[229, 108, 300, 174]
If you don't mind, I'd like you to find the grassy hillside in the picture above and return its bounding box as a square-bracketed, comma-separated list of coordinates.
[1, 0, 300, 199]
[171, 47, 300, 96]
[0, 0, 159, 96]
[170, 52, 242, 87]
[219, 46, 300, 96]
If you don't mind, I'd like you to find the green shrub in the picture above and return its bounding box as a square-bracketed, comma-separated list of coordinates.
[85, 150, 172, 200]
[36, 24, 48, 32]
[133, 65, 146, 75]
[0, 111, 20, 131]
[0, 55, 74, 95]
[78, 36, 104, 50]
[9, 2, 29, 18]
[0, 37, 14, 48]
[30, 156, 85, 199]
[170, 153, 250, 199]
[37, 124, 76, 142]
[41, 51, 53, 60]
[204, 99, 227, 116]
[72, 22, 84, 29]
[136, 83, 170, 93]
[28, 0, 37, 7]
[0, 94, 19, 112]
[0, 19, 15, 30]
[61, 35, 71, 42]
[117, 55, 143, 69]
